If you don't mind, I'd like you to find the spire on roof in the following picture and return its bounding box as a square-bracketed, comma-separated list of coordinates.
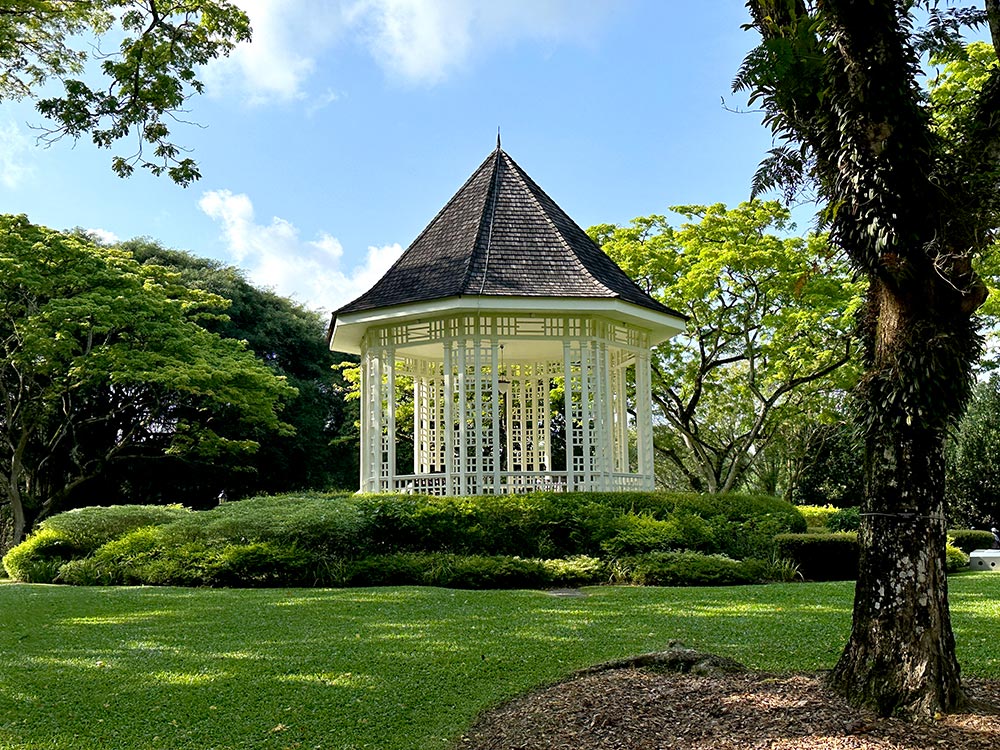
[496, 127, 501, 150]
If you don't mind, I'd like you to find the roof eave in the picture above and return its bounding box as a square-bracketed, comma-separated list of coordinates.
[328, 295, 686, 355]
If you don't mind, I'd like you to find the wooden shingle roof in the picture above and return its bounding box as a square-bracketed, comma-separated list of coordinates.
[333, 146, 681, 318]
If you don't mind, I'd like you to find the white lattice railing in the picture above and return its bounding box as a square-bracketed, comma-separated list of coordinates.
[380, 471, 653, 495]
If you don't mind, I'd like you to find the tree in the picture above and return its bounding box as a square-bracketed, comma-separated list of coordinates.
[786, 419, 866, 507]
[946, 375, 1000, 527]
[0, 1, 250, 185]
[0, 215, 295, 545]
[589, 201, 860, 494]
[737, 1, 1000, 717]
[122, 239, 360, 498]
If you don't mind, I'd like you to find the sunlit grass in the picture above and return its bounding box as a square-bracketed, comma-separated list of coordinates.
[0, 574, 996, 750]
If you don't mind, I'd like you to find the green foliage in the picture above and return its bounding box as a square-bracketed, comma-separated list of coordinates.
[154, 494, 365, 556]
[601, 511, 714, 556]
[342, 553, 606, 590]
[827, 507, 862, 532]
[947, 529, 996, 554]
[0, 216, 295, 544]
[119, 241, 360, 501]
[790, 421, 865, 507]
[590, 202, 861, 495]
[774, 533, 860, 581]
[945, 544, 970, 574]
[610, 552, 768, 587]
[57, 527, 322, 588]
[1, 2, 251, 184]
[764, 554, 804, 583]
[2, 528, 80, 583]
[5, 491, 807, 588]
[38, 505, 190, 553]
[946, 374, 1000, 526]
[796, 504, 840, 529]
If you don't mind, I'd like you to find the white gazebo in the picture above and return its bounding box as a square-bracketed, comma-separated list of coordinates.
[329, 143, 685, 495]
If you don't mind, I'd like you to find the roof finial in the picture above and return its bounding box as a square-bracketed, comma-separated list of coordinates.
[496, 127, 501, 150]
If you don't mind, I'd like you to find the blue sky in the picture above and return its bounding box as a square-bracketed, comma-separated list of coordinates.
[0, 1, 775, 315]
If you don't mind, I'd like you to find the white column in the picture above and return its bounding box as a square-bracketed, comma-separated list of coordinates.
[443, 341, 455, 494]
[636, 349, 654, 489]
[362, 344, 384, 493]
[384, 348, 396, 491]
[359, 341, 373, 492]
[562, 339, 575, 493]
[474, 342, 485, 494]
[491, 341, 502, 493]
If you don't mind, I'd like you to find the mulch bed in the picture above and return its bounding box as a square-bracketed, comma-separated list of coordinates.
[458, 659, 1000, 750]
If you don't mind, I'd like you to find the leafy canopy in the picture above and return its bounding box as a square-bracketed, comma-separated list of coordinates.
[590, 201, 861, 494]
[0, 1, 251, 185]
[0, 215, 294, 539]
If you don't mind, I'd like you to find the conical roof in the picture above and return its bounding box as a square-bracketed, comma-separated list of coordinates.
[333, 146, 681, 318]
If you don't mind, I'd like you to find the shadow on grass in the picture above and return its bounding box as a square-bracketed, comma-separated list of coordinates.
[0, 576, 994, 750]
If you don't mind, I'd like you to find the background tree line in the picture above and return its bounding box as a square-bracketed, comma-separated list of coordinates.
[0, 217, 358, 551]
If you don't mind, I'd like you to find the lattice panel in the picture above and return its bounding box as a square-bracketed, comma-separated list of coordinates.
[505, 364, 552, 473]
[452, 343, 497, 495]
[358, 313, 657, 495]
[414, 360, 447, 474]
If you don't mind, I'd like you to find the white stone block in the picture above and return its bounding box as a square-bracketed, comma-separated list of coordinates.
[968, 549, 1000, 571]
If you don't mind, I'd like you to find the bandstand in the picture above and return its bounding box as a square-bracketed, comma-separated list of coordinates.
[328, 143, 685, 495]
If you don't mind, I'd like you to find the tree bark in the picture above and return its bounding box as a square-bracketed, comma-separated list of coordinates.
[830, 280, 967, 718]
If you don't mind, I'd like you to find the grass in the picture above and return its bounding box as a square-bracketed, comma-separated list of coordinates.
[0, 574, 997, 750]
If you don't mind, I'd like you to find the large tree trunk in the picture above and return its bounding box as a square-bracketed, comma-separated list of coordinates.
[830, 280, 968, 718]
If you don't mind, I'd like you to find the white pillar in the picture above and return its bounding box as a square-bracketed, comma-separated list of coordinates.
[385, 349, 396, 491]
[636, 349, 654, 489]
[443, 341, 454, 493]
[562, 339, 575, 493]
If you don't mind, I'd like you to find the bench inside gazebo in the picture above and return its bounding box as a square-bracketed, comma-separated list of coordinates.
[328, 142, 685, 495]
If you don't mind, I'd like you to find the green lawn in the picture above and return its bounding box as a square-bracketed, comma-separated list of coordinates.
[1, 575, 997, 750]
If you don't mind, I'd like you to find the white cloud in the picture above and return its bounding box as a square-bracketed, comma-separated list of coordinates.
[204, 1, 344, 104]
[85, 228, 120, 245]
[0, 121, 34, 189]
[353, 0, 618, 84]
[199, 189, 403, 313]
[205, 0, 616, 100]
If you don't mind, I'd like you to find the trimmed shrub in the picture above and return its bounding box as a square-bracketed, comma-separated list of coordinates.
[611, 551, 768, 587]
[341, 553, 606, 590]
[774, 532, 859, 581]
[57, 526, 321, 588]
[157, 494, 365, 557]
[601, 511, 715, 556]
[827, 507, 862, 532]
[948, 529, 996, 554]
[39, 505, 190, 553]
[55, 527, 160, 586]
[3, 528, 82, 583]
[796, 505, 839, 529]
[206, 542, 320, 587]
[541, 556, 607, 587]
[6, 490, 808, 588]
[945, 544, 970, 574]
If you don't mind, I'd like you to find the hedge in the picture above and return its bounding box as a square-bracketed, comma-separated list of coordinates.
[948, 529, 996, 554]
[609, 551, 772, 587]
[4, 491, 808, 588]
[775, 532, 970, 580]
